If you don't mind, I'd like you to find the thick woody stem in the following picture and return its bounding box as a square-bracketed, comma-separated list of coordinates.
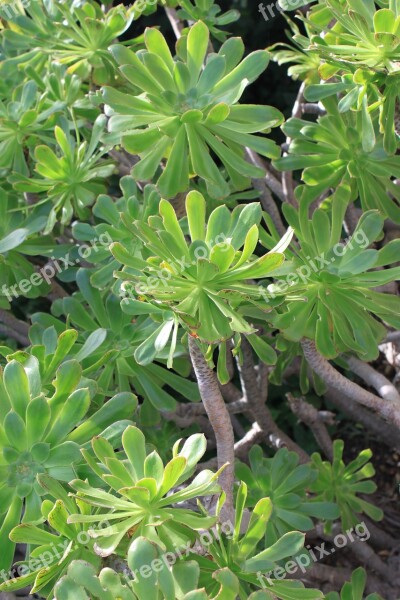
[346, 356, 400, 404]
[301, 339, 400, 431]
[324, 389, 400, 450]
[315, 523, 398, 588]
[287, 393, 334, 460]
[0, 309, 29, 346]
[237, 337, 310, 462]
[188, 336, 235, 523]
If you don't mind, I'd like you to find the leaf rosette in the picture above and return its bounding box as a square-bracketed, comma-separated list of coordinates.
[103, 22, 283, 198]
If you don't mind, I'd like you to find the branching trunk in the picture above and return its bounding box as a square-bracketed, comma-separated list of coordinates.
[237, 337, 310, 462]
[0, 309, 29, 346]
[301, 339, 400, 431]
[324, 388, 400, 449]
[346, 356, 400, 404]
[287, 393, 334, 460]
[188, 336, 235, 523]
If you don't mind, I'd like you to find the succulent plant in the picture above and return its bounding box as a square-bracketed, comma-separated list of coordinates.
[236, 446, 339, 545]
[0, 336, 137, 571]
[325, 567, 383, 600]
[269, 14, 322, 83]
[0, 187, 52, 309]
[0, 80, 63, 175]
[1, 0, 137, 85]
[176, 0, 240, 41]
[53, 556, 245, 600]
[0, 476, 102, 597]
[113, 191, 290, 358]
[72, 178, 162, 291]
[262, 200, 400, 360]
[66, 428, 220, 556]
[274, 98, 400, 222]
[130, 0, 239, 41]
[11, 116, 115, 232]
[103, 22, 283, 198]
[310, 440, 383, 531]
[189, 481, 323, 599]
[0, 2, 397, 598]
[37, 268, 201, 421]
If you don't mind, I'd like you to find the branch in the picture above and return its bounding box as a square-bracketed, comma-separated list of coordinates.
[346, 355, 400, 404]
[384, 330, 400, 343]
[301, 103, 326, 116]
[324, 388, 400, 450]
[200, 423, 263, 470]
[237, 337, 310, 462]
[281, 82, 305, 206]
[359, 517, 397, 551]
[315, 523, 398, 586]
[301, 339, 400, 429]
[287, 393, 334, 460]
[0, 309, 29, 346]
[165, 6, 183, 38]
[219, 380, 242, 403]
[188, 336, 235, 523]
[108, 149, 139, 176]
[292, 563, 353, 589]
[246, 149, 287, 237]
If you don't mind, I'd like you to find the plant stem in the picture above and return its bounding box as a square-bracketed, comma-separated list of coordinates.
[0, 309, 29, 345]
[165, 6, 183, 38]
[287, 393, 334, 460]
[237, 337, 310, 462]
[188, 336, 235, 523]
[346, 355, 400, 404]
[324, 388, 400, 449]
[301, 339, 400, 430]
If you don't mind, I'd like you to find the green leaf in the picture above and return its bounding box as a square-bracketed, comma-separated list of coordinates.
[3, 361, 31, 418]
[0, 228, 29, 252]
[26, 395, 51, 446]
[361, 95, 375, 153]
[45, 388, 91, 445]
[239, 497, 272, 558]
[247, 334, 277, 365]
[4, 411, 27, 452]
[75, 329, 107, 362]
[157, 127, 190, 197]
[145, 28, 175, 72]
[245, 531, 305, 571]
[186, 190, 206, 242]
[122, 425, 146, 480]
[68, 392, 137, 445]
[187, 21, 209, 85]
[159, 200, 189, 258]
[158, 456, 187, 497]
[212, 50, 270, 100]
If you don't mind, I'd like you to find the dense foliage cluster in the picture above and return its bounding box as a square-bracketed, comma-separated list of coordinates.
[0, 0, 398, 598]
